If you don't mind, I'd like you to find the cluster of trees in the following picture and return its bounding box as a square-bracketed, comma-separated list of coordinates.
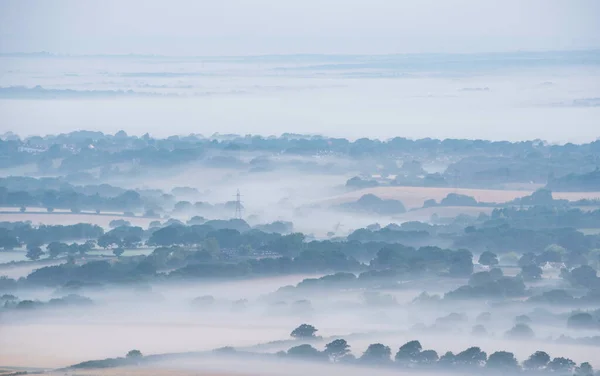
[0, 179, 146, 213]
[370, 245, 473, 277]
[14, 240, 478, 287]
[548, 169, 600, 192]
[445, 268, 526, 300]
[2, 293, 93, 310]
[422, 193, 499, 209]
[5, 130, 600, 190]
[18, 245, 362, 286]
[338, 194, 406, 215]
[455, 224, 599, 254]
[487, 206, 600, 230]
[280, 333, 596, 375]
[0, 222, 103, 251]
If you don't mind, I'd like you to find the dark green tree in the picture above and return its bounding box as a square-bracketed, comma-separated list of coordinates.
[290, 324, 318, 339]
[523, 351, 550, 371]
[324, 339, 350, 362]
[360, 343, 391, 364]
[486, 351, 519, 371]
[478, 251, 499, 266]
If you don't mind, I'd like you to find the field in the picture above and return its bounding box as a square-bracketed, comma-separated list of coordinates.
[329, 186, 600, 209]
[46, 368, 234, 376]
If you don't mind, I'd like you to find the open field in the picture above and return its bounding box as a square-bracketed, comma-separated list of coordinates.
[329, 186, 600, 209]
[46, 368, 236, 376]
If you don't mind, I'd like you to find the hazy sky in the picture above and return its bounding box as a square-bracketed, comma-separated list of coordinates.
[1, 0, 600, 55]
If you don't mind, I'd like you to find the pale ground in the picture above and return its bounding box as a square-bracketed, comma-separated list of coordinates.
[328, 186, 600, 209]
[46, 368, 236, 376]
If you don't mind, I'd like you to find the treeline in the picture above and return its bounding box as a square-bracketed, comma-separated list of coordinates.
[277, 336, 595, 375]
[15, 241, 476, 287]
[0, 183, 146, 213]
[1, 293, 93, 311]
[0, 222, 103, 250]
[9, 130, 600, 162]
[455, 225, 599, 254]
[486, 206, 600, 230]
[548, 169, 600, 192]
[3, 131, 600, 187]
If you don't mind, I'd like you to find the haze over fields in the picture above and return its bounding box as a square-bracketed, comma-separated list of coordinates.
[1, 1, 600, 376]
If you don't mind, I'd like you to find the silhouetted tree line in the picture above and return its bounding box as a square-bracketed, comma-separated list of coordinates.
[487, 206, 600, 230]
[280, 335, 596, 375]
[12, 240, 477, 288]
[4, 131, 600, 190]
[0, 184, 145, 212]
[0, 222, 103, 250]
[455, 225, 599, 254]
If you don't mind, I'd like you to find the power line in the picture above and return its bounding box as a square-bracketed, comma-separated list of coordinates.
[234, 189, 243, 220]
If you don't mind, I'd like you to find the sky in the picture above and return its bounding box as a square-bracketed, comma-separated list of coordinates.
[1, 0, 600, 55]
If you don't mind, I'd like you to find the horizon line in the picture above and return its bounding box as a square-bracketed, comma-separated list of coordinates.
[1, 48, 600, 60]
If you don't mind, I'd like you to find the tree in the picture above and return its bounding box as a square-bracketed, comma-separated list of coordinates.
[478, 251, 499, 267]
[447, 249, 474, 277]
[290, 324, 318, 339]
[469, 271, 494, 287]
[360, 343, 391, 364]
[567, 312, 597, 329]
[455, 347, 487, 368]
[523, 351, 550, 371]
[46, 241, 69, 258]
[324, 339, 350, 362]
[126, 349, 142, 358]
[569, 265, 598, 289]
[148, 225, 181, 247]
[438, 351, 455, 366]
[203, 237, 220, 255]
[505, 323, 534, 339]
[113, 247, 125, 257]
[415, 349, 438, 365]
[472, 325, 487, 336]
[287, 344, 325, 361]
[123, 234, 142, 248]
[547, 357, 576, 373]
[109, 219, 131, 228]
[486, 351, 519, 371]
[520, 264, 543, 281]
[149, 220, 161, 228]
[26, 246, 44, 260]
[518, 252, 537, 267]
[395, 340, 422, 364]
[0, 229, 20, 250]
[97, 234, 121, 249]
[575, 362, 594, 376]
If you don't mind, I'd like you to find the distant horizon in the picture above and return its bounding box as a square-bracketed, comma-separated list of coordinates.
[3, 129, 599, 146]
[2, 48, 600, 59]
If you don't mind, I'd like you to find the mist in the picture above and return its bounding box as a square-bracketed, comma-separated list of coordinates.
[2, 2, 600, 376]
[1, 53, 600, 143]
